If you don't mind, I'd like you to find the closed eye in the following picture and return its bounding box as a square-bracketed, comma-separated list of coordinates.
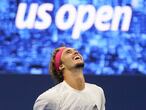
[65, 49, 72, 54]
[65, 48, 78, 54]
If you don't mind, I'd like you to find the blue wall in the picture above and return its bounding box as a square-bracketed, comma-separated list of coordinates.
[0, 75, 146, 110]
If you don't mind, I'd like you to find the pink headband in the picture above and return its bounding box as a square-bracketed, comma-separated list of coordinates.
[54, 47, 66, 72]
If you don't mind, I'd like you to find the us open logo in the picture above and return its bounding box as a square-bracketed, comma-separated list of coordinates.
[15, 3, 132, 39]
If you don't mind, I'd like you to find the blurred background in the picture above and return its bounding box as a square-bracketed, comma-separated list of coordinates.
[0, 0, 146, 110]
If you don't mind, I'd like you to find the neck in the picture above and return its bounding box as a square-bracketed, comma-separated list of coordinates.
[63, 68, 85, 90]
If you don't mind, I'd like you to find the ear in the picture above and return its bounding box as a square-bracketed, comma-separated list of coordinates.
[59, 64, 65, 71]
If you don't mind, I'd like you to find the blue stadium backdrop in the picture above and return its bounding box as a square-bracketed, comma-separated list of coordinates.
[0, 0, 146, 75]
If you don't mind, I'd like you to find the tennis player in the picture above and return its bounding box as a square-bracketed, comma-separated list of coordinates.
[33, 46, 106, 110]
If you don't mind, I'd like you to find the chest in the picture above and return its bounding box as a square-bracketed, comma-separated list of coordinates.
[59, 90, 101, 110]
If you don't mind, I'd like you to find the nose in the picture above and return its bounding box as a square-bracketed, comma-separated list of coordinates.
[74, 50, 79, 55]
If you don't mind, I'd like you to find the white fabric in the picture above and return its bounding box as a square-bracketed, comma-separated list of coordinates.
[33, 81, 105, 110]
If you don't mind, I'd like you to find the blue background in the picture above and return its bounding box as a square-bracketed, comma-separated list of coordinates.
[0, 0, 146, 75]
[0, 1, 146, 110]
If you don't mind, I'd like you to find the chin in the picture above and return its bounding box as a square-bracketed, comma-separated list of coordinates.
[75, 62, 84, 68]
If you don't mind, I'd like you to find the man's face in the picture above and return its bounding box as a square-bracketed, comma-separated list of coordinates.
[60, 48, 84, 71]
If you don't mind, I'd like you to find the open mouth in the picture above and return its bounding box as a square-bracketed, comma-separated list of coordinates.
[74, 56, 81, 60]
